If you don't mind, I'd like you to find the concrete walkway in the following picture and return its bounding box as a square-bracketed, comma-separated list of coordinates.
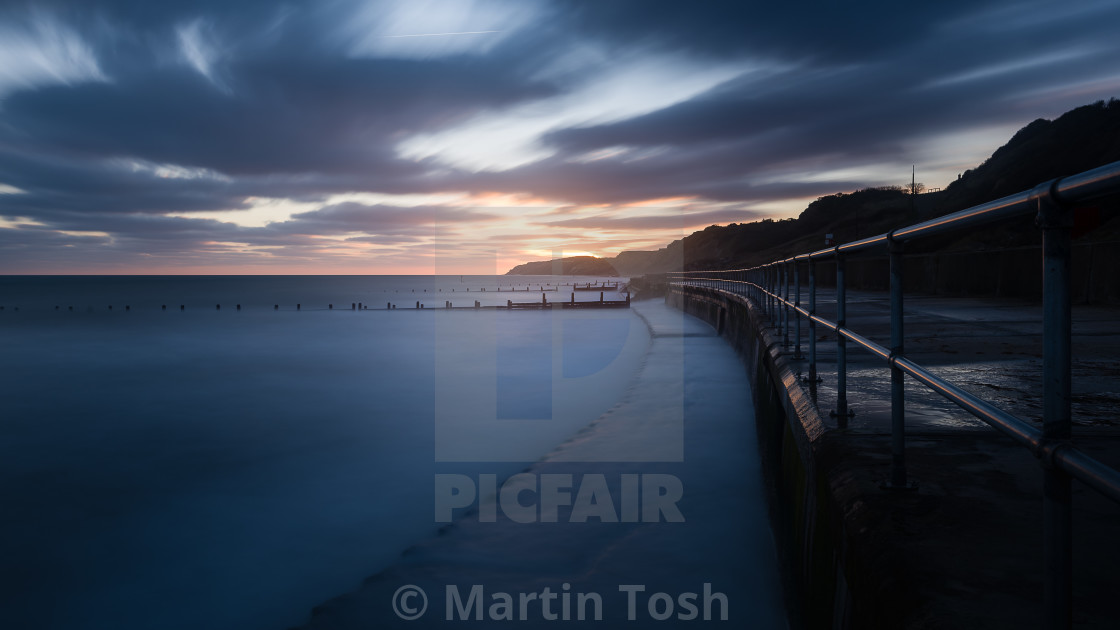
[742, 288, 1120, 628]
[764, 289, 1120, 432]
[292, 301, 787, 629]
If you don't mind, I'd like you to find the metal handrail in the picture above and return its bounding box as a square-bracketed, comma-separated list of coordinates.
[665, 159, 1120, 630]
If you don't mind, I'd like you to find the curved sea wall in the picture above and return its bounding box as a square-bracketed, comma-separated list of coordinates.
[667, 284, 905, 630]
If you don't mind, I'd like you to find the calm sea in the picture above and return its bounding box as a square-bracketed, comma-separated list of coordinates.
[0, 274, 624, 312]
[0, 275, 643, 630]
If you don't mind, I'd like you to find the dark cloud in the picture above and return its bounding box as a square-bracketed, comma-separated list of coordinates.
[517, 2, 1120, 204]
[450, 148, 870, 205]
[1, 201, 495, 245]
[1, 49, 557, 176]
[273, 202, 501, 236]
[558, 0, 982, 61]
[0, 0, 558, 228]
[2, 0, 1119, 270]
[0, 149, 248, 215]
[541, 208, 765, 231]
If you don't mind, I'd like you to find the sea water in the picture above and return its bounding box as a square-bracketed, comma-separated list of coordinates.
[0, 275, 644, 630]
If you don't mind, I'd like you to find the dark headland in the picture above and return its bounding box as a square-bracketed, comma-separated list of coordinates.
[507, 99, 1120, 305]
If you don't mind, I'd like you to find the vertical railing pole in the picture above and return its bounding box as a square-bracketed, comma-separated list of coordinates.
[808, 257, 817, 382]
[794, 259, 802, 359]
[768, 265, 774, 322]
[773, 264, 779, 324]
[1037, 181, 1072, 630]
[762, 268, 768, 315]
[774, 264, 779, 325]
[767, 265, 774, 323]
[834, 252, 849, 426]
[774, 265, 778, 324]
[782, 262, 790, 347]
[887, 236, 910, 489]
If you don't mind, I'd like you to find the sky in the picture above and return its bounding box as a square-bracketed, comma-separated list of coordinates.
[1, 0, 1119, 274]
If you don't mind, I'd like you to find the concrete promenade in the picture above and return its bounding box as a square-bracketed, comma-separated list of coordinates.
[292, 301, 787, 629]
[729, 286, 1120, 629]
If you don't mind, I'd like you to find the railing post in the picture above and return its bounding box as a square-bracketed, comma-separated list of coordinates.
[762, 266, 768, 318]
[766, 265, 773, 322]
[794, 259, 802, 359]
[773, 264, 778, 324]
[774, 264, 779, 325]
[833, 252, 849, 426]
[767, 265, 773, 322]
[808, 257, 817, 382]
[886, 235, 914, 490]
[772, 265, 778, 323]
[1036, 180, 1072, 630]
[782, 261, 790, 348]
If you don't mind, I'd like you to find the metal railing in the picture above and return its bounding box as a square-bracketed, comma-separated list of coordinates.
[667, 159, 1120, 630]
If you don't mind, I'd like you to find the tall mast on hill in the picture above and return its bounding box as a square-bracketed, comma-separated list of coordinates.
[911, 165, 917, 214]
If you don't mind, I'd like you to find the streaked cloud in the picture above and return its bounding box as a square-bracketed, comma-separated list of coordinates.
[1, 0, 1118, 273]
[0, 10, 107, 99]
